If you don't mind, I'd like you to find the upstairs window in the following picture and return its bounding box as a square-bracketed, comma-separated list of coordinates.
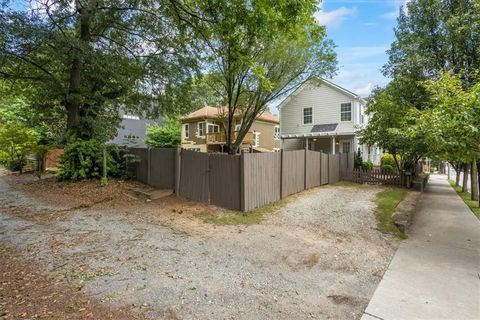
[253, 131, 260, 147]
[340, 103, 352, 121]
[197, 122, 205, 137]
[184, 124, 189, 139]
[274, 125, 280, 139]
[303, 107, 312, 124]
[208, 123, 219, 133]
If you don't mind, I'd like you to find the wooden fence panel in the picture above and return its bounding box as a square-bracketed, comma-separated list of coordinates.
[243, 153, 281, 211]
[178, 150, 209, 203]
[320, 153, 329, 185]
[149, 148, 176, 189]
[129, 148, 149, 184]
[328, 154, 340, 184]
[282, 150, 305, 197]
[306, 150, 321, 189]
[209, 154, 241, 210]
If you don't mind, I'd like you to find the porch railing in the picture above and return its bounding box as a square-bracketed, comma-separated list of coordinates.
[206, 131, 253, 145]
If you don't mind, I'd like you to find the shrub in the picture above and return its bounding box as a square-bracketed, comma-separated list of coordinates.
[354, 149, 363, 169]
[57, 139, 134, 181]
[381, 164, 394, 173]
[145, 116, 180, 148]
[0, 121, 39, 172]
[362, 160, 373, 171]
[381, 153, 401, 170]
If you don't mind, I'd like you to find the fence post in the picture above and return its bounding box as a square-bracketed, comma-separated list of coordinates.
[147, 148, 151, 185]
[240, 152, 245, 212]
[304, 148, 307, 190]
[174, 147, 181, 195]
[327, 154, 330, 183]
[280, 149, 284, 199]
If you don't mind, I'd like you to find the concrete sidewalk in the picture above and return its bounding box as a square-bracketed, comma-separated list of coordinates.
[362, 175, 480, 320]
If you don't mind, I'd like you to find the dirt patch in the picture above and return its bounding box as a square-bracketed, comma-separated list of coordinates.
[0, 245, 142, 320]
[0, 175, 399, 320]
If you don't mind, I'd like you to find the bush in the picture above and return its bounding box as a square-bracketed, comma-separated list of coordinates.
[362, 160, 373, 171]
[354, 149, 363, 169]
[381, 164, 394, 173]
[145, 116, 180, 148]
[381, 153, 401, 170]
[0, 121, 39, 172]
[57, 139, 135, 181]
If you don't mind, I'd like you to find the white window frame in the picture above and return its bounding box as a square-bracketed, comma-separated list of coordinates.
[235, 123, 241, 131]
[123, 114, 140, 120]
[184, 123, 189, 139]
[197, 122, 205, 137]
[252, 131, 260, 147]
[303, 107, 313, 125]
[207, 123, 219, 133]
[274, 125, 280, 140]
[340, 103, 352, 122]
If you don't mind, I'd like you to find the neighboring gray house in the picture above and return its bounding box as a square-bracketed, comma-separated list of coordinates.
[110, 110, 163, 147]
[278, 78, 382, 165]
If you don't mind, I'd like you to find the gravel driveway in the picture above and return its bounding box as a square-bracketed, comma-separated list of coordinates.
[0, 176, 398, 320]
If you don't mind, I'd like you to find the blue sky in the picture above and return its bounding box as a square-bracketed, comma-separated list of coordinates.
[318, 0, 409, 96]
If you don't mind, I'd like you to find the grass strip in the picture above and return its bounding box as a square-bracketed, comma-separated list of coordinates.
[448, 179, 480, 219]
[375, 188, 408, 239]
[197, 199, 288, 226]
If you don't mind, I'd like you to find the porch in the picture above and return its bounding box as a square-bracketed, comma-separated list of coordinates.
[281, 133, 356, 155]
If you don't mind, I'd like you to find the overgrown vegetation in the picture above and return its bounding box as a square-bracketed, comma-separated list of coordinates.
[448, 180, 480, 219]
[0, 121, 39, 172]
[197, 199, 288, 226]
[145, 116, 181, 148]
[375, 188, 408, 239]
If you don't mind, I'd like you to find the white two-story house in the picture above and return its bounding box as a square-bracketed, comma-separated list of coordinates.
[278, 77, 381, 165]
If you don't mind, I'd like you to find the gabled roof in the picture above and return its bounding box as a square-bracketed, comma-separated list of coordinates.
[181, 106, 279, 124]
[276, 77, 366, 110]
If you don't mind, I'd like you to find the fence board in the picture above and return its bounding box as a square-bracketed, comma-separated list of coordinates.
[328, 154, 340, 184]
[178, 150, 209, 203]
[149, 148, 176, 189]
[243, 153, 281, 211]
[129, 148, 149, 184]
[282, 150, 305, 197]
[306, 150, 321, 189]
[320, 153, 329, 185]
[209, 154, 241, 210]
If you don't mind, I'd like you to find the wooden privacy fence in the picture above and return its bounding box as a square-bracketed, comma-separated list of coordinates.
[129, 148, 351, 212]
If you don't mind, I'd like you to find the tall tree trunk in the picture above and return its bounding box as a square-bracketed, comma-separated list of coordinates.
[65, 0, 93, 130]
[455, 165, 461, 186]
[462, 163, 469, 193]
[471, 159, 478, 201]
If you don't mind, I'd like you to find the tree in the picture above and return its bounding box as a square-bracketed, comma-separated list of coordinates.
[0, 0, 196, 141]
[171, 0, 336, 154]
[145, 116, 180, 148]
[0, 121, 39, 172]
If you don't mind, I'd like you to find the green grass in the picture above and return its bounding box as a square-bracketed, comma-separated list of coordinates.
[375, 188, 408, 239]
[197, 199, 288, 226]
[448, 179, 480, 219]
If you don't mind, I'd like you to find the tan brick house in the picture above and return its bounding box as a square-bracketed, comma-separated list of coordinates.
[180, 106, 280, 153]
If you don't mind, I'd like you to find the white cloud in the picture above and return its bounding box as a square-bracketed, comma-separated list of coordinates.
[315, 6, 358, 28]
[383, 0, 411, 19]
[337, 46, 389, 63]
[354, 82, 376, 97]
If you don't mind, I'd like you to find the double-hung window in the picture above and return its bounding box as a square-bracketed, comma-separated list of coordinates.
[184, 124, 189, 139]
[341, 141, 351, 154]
[340, 103, 352, 121]
[274, 125, 280, 139]
[197, 122, 205, 137]
[303, 107, 313, 124]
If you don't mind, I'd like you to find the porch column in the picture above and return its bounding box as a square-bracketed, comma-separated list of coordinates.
[331, 136, 336, 154]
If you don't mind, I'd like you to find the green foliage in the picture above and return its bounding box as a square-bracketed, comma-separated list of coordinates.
[145, 116, 181, 148]
[448, 179, 480, 219]
[0, 121, 39, 172]
[174, 0, 337, 153]
[57, 139, 133, 181]
[361, 160, 373, 172]
[380, 164, 394, 174]
[354, 149, 363, 169]
[381, 154, 401, 173]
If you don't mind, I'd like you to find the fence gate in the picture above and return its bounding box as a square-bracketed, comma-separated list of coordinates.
[320, 153, 329, 185]
[178, 149, 209, 203]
